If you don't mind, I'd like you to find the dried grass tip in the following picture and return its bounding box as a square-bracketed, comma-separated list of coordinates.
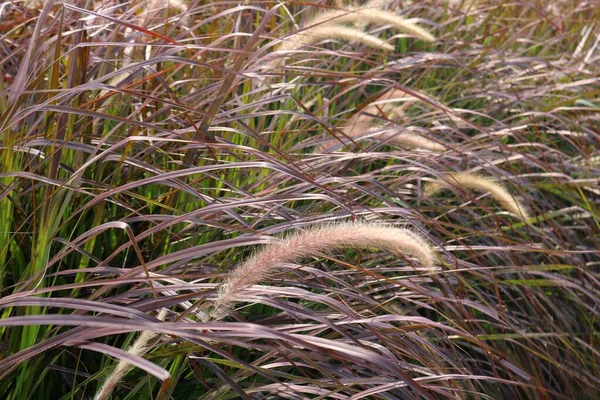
[209, 222, 437, 320]
[278, 5, 436, 55]
[424, 172, 530, 221]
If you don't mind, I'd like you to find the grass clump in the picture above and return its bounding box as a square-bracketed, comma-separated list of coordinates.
[0, 0, 598, 399]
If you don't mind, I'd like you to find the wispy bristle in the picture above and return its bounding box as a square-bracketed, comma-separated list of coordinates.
[279, 25, 395, 52]
[424, 172, 530, 221]
[274, 5, 435, 68]
[209, 222, 437, 321]
[94, 309, 168, 400]
[143, 0, 189, 26]
[363, 89, 418, 119]
[376, 131, 448, 151]
[311, 7, 436, 42]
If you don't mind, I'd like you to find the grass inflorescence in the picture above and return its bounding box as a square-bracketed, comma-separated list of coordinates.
[0, 0, 598, 399]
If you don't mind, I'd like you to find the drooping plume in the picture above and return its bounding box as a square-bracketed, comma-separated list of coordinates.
[275, 5, 435, 61]
[209, 222, 436, 321]
[95, 309, 168, 400]
[308, 7, 436, 43]
[424, 172, 530, 221]
[279, 25, 395, 53]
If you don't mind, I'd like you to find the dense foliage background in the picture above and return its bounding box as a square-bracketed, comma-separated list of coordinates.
[0, 0, 598, 399]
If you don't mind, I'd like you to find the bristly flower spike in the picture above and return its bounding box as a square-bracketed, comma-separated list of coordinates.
[424, 172, 530, 221]
[209, 222, 437, 321]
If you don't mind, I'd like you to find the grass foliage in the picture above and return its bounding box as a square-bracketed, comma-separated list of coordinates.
[0, 0, 599, 398]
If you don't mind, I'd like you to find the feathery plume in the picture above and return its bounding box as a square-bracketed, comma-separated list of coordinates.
[309, 7, 436, 43]
[424, 172, 530, 221]
[279, 25, 395, 52]
[315, 89, 450, 152]
[318, 128, 448, 152]
[95, 309, 168, 400]
[362, 89, 417, 119]
[316, 93, 448, 152]
[142, 0, 189, 27]
[209, 222, 436, 321]
[364, 0, 396, 9]
[375, 131, 448, 151]
[273, 5, 435, 67]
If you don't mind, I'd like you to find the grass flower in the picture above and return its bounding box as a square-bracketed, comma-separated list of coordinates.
[274, 5, 435, 66]
[424, 172, 530, 221]
[209, 222, 436, 321]
[143, 0, 189, 26]
[375, 131, 448, 151]
[94, 309, 168, 400]
[309, 7, 436, 43]
[317, 89, 448, 151]
[319, 128, 448, 152]
[361, 89, 418, 119]
[279, 25, 395, 52]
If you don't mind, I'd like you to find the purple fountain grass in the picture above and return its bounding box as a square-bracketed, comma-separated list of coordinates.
[94, 309, 168, 400]
[208, 222, 437, 321]
[424, 172, 531, 221]
[376, 131, 448, 152]
[309, 7, 436, 43]
[320, 127, 449, 152]
[272, 3, 435, 69]
[362, 89, 418, 119]
[316, 89, 449, 152]
[279, 25, 395, 52]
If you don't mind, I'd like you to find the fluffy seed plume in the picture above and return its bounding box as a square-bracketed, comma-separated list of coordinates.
[95, 309, 168, 400]
[276, 5, 435, 60]
[209, 222, 436, 321]
[279, 25, 394, 52]
[310, 7, 436, 43]
[319, 128, 448, 152]
[317, 105, 448, 152]
[362, 89, 418, 119]
[424, 172, 530, 221]
[375, 131, 448, 151]
[316, 89, 450, 152]
[143, 0, 189, 27]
